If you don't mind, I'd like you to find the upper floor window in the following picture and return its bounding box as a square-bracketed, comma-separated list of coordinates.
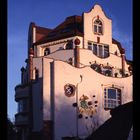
[65, 40, 73, 49]
[104, 87, 121, 110]
[94, 19, 103, 35]
[44, 48, 50, 56]
[88, 42, 109, 58]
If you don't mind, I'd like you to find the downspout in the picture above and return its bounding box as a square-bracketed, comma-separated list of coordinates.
[50, 61, 55, 140]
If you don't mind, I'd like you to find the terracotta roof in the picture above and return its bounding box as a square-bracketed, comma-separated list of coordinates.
[36, 26, 52, 34]
[35, 26, 53, 42]
[112, 38, 125, 54]
[34, 15, 83, 45]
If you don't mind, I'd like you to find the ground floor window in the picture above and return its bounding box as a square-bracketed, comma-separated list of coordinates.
[104, 87, 121, 109]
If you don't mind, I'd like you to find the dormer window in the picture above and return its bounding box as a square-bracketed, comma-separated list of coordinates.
[94, 19, 103, 35]
[44, 48, 50, 56]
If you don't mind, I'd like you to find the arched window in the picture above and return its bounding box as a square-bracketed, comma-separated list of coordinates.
[65, 40, 73, 49]
[94, 19, 103, 34]
[104, 87, 121, 110]
[44, 48, 50, 56]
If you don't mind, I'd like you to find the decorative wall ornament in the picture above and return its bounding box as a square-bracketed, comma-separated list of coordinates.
[78, 94, 97, 118]
[64, 84, 75, 97]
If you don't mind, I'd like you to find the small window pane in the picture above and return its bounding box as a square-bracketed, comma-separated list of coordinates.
[108, 89, 116, 99]
[88, 42, 92, 50]
[104, 45, 109, 58]
[99, 45, 103, 57]
[98, 26, 102, 34]
[93, 44, 97, 55]
[94, 25, 97, 33]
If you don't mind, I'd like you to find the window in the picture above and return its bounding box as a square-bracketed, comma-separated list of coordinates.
[33, 68, 39, 80]
[65, 40, 73, 49]
[93, 44, 97, 55]
[18, 99, 28, 113]
[44, 48, 50, 56]
[88, 42, 92, 50]
[88, 42, 109, 58]
[35, 69, 39, 80]
[68, 57, 73, 65]
[94, 19, 103, 34]
[104, 88, 121, 109]
[104, 45, 109, 58]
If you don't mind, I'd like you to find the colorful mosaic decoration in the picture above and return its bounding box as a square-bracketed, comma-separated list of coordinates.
[78, 94, 97, 117]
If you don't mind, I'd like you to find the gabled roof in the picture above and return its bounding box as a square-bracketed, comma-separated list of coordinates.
[34, 15, 83, 45]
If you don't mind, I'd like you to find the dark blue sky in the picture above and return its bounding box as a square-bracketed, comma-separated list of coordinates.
[8, 0, 132, 120]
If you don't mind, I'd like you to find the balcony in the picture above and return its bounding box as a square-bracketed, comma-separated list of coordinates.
[90, 61, 132, 78]
[15, 84, 30, 101]
[15, 112, 29, 126]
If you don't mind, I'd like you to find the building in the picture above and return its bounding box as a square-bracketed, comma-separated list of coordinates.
[15, 4, 133, 140]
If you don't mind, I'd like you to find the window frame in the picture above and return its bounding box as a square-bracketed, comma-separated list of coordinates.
[88, 42, 109, 58]
[93, 19, 103, 35]
[104, 87, 121, 110]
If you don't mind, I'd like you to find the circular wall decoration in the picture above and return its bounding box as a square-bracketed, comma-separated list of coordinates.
[64, 84, 75, 97]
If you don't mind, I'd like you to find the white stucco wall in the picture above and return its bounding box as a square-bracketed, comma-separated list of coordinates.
[46, 50, 74, 62]
[79, 49, 130, 72]
[42, 58, 54, 120]
[36, 36, 83, 57]
[43, 59, 132, 140]
[31, 57, 44, 131]
[30, 4, 132, 139]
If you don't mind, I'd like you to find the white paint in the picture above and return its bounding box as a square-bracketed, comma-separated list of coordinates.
[42, 60, 132, 139]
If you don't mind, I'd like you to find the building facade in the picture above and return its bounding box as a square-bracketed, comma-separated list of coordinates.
[15, 4, 133, 140]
